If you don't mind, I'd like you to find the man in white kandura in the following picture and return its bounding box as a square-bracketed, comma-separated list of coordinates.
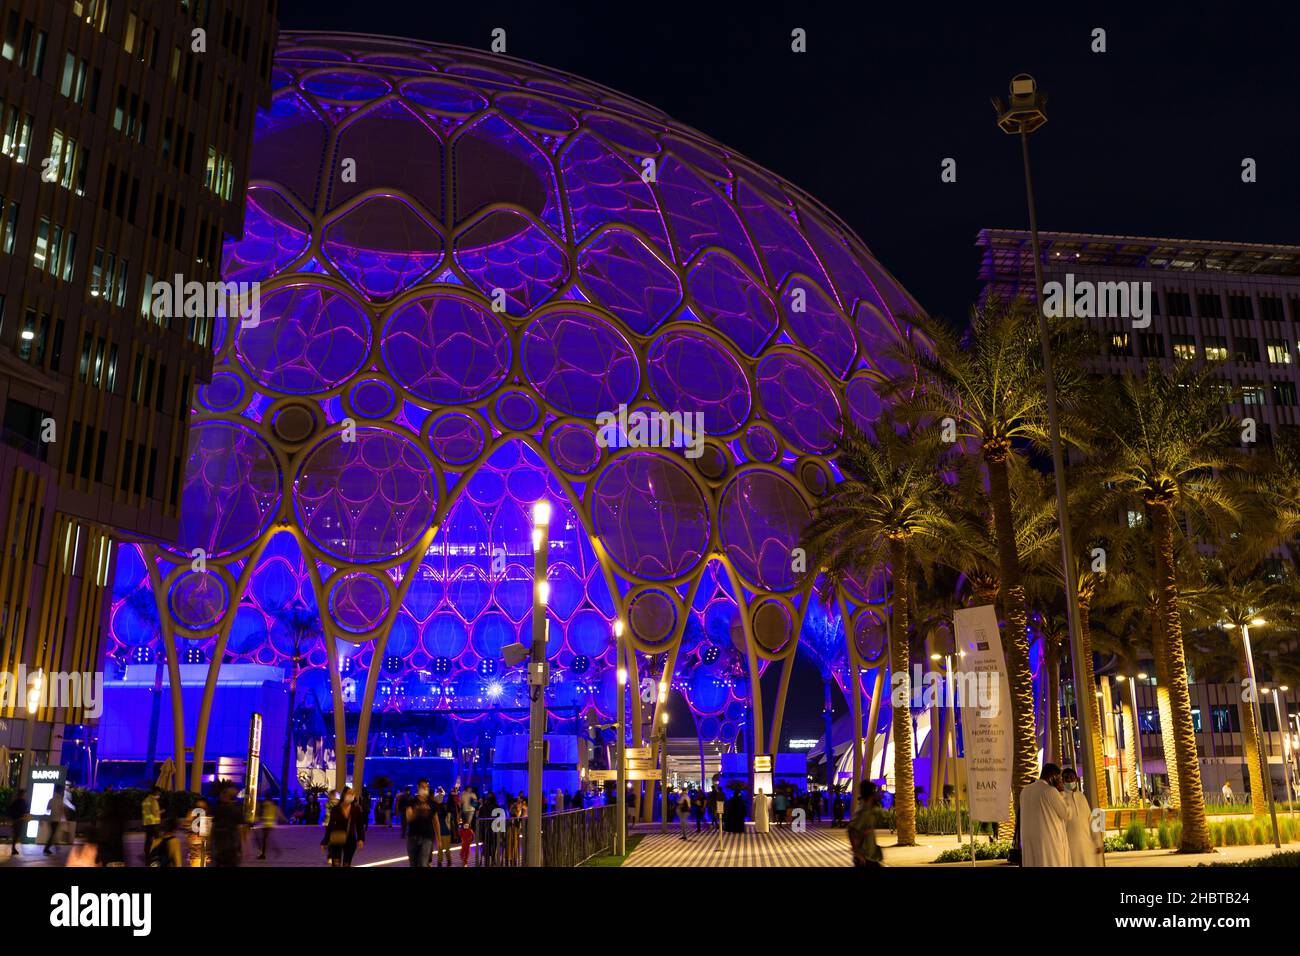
[752, 788, 771, 834]
[1061, 767, 1102, 866]
[1019, 763, 1071, 867]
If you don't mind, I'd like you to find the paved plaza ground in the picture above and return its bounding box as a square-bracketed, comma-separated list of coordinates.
[3, 819, 1291, 868]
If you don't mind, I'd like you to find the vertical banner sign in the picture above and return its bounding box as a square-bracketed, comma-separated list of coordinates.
[953, 605, 1013, 822]
[245, 712, 263, 823]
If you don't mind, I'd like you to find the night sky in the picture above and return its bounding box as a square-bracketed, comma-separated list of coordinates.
[273, 1, 1300, 746]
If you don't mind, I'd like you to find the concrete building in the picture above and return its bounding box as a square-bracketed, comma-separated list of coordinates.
[0, 0, 277, 784]
[978, 228, 1300, 805]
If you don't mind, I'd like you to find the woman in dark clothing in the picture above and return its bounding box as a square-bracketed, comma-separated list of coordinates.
[321, 786, 366, 867]
[96, 791, 128, 866]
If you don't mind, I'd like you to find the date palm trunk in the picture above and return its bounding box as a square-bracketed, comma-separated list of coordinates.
[983, 450, 1038, 828]
[1150, 622, 1180, 808]
[1044, 640, 1061, 766]
[1077, 599, 1109, 804]
[1233, 637, 1269, 817]
[888, 539, 916, 846]
[1120, 698, 1140, 804]
[1148, 500, 1211, 852]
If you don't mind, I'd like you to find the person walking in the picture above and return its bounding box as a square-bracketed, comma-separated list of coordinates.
[847, 781, 883, 867]
[141, 787, 162, 862]
[256, 798, 281, 859]
[210, 785, 246, 867]
[96, 791, 127, 867]
[691, 789, 705, 832]
[432, 787, 453, 868]
[675, 788, 692, 840]
[321, 786, 366, 867]
[406, 780, 434, 867]
[146, 818, 183, 868]
[773, 788, 787, 826]
[6, 788, 28, 857]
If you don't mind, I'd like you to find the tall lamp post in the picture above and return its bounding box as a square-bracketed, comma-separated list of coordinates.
[1263, 686, 1296, 811]
[20, 668, 44, 787]
[1228, 618, 1280, 848]
[657, 706, 669, 833]
[993, 74, 1101, 811]
[526, 500, 551, 867]
[1116, 674, 1148, 803]
[614, 620, 627, 857]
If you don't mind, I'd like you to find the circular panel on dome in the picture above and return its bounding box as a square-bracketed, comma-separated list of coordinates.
[495, 391, 538, 431]
[591, 454, 709, 580]
[845, 375, 884, 433]
[799, 459, 830, 497]
[176, 422, 281, 557]
[522, 309, 639, 419]
[757, 352, 842, 455]
[696, 442, 728, 481]
[719, 469, 810, 591]
[237, 284, 372, 394]
[169, 572, 229, 630]
[429, 412, 486, 465]
[271, 402, 319, 444]
[329, 572, 390, 634]
[302, 70, 391, 101]
[751, 599, 792, 653]
[381, 294, 509, 404]
[199, 372, 244, 412]
[348, 378, 396, 418]
[549, 424, 600, 475]
[294, 429, 437, 562]
[647, 330, 750, 435]
[854, 611, 887, 664]
[628, 589, 677, 645]
[743, 424, 780, 463]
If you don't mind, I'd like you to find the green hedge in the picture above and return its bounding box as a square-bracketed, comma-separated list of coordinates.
[1202, 850, 1300, 868]
[932, 839, 1012, 863]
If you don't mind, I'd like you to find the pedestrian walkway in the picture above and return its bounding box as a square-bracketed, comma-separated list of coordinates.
[623, 825, 852, 867]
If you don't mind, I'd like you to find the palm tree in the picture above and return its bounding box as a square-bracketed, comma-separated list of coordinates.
[891, 295, 1094, 822]
[802, 412, 958, 846]
[1085, 361, 1247, 852]
[268, 599, 322, 809]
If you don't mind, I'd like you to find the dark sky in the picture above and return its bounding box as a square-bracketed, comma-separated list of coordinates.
[276, 0, 1300, 322]
[273, 1, 1298, 747]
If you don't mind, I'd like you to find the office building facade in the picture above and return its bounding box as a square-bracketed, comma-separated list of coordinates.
[0, 0, 276, 782]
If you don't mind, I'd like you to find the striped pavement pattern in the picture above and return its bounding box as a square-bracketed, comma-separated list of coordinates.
[622, 825, 854, 867]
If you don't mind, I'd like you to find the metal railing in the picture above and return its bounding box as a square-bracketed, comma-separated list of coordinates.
[472, 804, 615, 867]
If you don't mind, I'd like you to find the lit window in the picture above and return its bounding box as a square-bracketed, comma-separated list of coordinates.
[1266, 340, 1291, 364]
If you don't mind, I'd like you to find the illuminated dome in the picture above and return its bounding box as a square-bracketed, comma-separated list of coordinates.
[108, 33, 919, 775]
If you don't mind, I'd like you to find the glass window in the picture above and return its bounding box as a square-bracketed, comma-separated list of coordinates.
[1266, 340, 1292, 364]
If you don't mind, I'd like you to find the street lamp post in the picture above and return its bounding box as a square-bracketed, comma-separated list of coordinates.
[994, 74, 1101, 813]
[658, 706, 669, 834]
[20, 669, 44, 790]
[615, 620, 627, 857]
[1265, 686, 1296, 810]
[526, 501, 551, 867]
[1117, 674, 1148, 804]
[1233, 619, 1280, 848]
